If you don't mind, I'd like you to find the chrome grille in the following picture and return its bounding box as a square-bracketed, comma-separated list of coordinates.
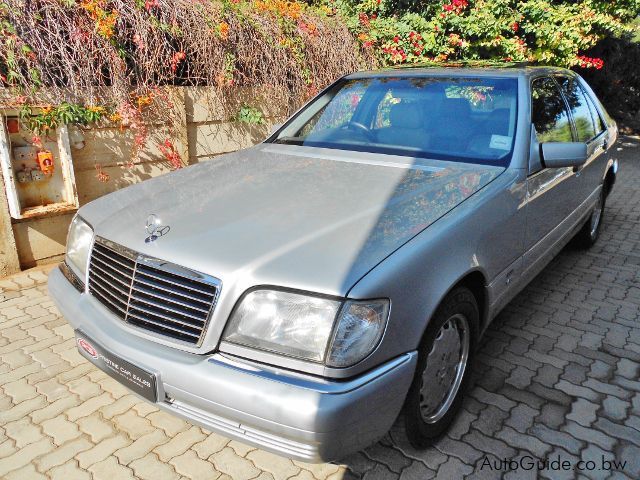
[88, 238, 220, 345]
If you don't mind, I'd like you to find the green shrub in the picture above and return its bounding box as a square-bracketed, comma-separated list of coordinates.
[322, 0, 639, 68]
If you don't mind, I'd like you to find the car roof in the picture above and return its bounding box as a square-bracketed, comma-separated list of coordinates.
[345, 64, 572, 80]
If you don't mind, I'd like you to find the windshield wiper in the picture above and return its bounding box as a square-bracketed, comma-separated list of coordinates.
[273, 136, 304, 146]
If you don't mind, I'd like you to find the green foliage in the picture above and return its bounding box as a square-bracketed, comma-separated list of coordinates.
[235, 103, 265, 125]
[19, 103, 108, 135]
[322, 0, 640, 68]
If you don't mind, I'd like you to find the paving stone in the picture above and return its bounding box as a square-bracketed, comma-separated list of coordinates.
[227, 439, 255, 457]
[588, 360, 613, 380]
[100, 395, 139, 419]
[289, 470, 318, 480]
[614, 377, 640, 394]
[388, 425, 448, 470]
[362, 463, 398, 480]
[115, 430, 169, 465]
[398, 461, 435, 479]
[433, 435, 484, 465]
[170, 449, 222, 480]
[0, 438, 54, 477]
[535, 364, 563, 388]
[66, 392, 113, 421]
[473, 405, 509, 436]
[132, 402, 159, 418]
[561, 363, 589, 384]
[3, 418, 43, 448]
[505, 404, 538, 433]
[527, 382, 573, 406]
[363, 443, 412, 474]
[563, 421, 616, 451]
[66, 375, 103, 400]
[76, 433, 131, 469]
[292, 461, 342, 479]
[34, 377, 68, 402]
[29, 395, 79, 424]
[34, 437, 93, 472]
[246, 449, 300, 480]
[619, 444, 640, 479]
[89, 455, 137, 480]
[530, 424, 584, 455]
[579, 444, 613, 480]
[93, 375, 131, 399]
[41, 416, 81, 445]
[525, 350, 568, 369]
[210, 447, 261, 480]
[47, 460, 92, 480]
[435, 457, 473, 478]
[76, 414, 115, 443]
[594, 418, 640, 447]
[191, 432, 229, 460]
[537, 403, 569, 429]
[0, 438, 17, 459]
[111, 411, 156, 440]
[566, 398, 599, 427]
[539, 447, 579, 480]
[617, 359, 640, 380]
[1, 378, 39, 403]
[464, 430, 517, 459]
[602, 395, 630, 422]
[4, 463, 47, 480]
[154, 427, 206, 462]
[130, 452, 180, 480]
[447, 408, 477, 440]
[470, 387, 517, 412]
[500, 385, 546, 410]
[506, 365, 536, 389]
[339, 452, 378, 477]
[555, 380, 601, 402]
[496, 426, 552, 457]
[583, 378, 633, 399]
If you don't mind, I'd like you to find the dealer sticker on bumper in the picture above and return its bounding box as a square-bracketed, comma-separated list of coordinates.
[75, 331, 158, 402]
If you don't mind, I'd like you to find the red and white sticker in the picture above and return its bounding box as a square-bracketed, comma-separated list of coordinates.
[77, 338, 98, 359]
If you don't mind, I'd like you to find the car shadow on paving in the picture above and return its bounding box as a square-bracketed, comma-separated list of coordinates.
[0, 136, 639, 480]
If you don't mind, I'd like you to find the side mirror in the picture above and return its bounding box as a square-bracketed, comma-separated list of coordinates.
[541, 142, 588, 169]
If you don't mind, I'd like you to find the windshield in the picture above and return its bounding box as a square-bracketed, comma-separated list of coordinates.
[271, 76, 518, 167]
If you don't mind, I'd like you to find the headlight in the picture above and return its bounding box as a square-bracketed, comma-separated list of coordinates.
[222, 289, 389, 367]
[65, 215, 94, 283]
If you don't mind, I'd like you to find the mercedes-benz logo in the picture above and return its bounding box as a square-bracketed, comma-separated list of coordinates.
[145, 214, 170, 243]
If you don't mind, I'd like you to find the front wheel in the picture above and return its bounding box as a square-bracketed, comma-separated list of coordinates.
[402, 287, 479, 447]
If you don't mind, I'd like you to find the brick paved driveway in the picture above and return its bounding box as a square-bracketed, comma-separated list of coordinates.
[1, 136, 639, 480]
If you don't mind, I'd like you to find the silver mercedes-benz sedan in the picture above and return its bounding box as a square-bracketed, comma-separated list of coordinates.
[49, 66, 617, 462]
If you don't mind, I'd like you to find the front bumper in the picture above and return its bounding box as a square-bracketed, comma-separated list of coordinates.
[48, 266, 417, 462]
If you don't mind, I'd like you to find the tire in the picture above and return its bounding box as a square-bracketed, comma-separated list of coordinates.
[402, 286, 479, 448]
[574, 186, 606, 249]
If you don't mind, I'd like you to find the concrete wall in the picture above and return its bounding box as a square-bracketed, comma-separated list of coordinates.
[1, 87, 284, 274]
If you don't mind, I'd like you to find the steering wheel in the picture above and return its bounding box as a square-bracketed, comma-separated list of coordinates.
[342, 121, 375, 142]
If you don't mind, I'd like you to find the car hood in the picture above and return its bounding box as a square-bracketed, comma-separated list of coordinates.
[81, 144, 503, 296]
